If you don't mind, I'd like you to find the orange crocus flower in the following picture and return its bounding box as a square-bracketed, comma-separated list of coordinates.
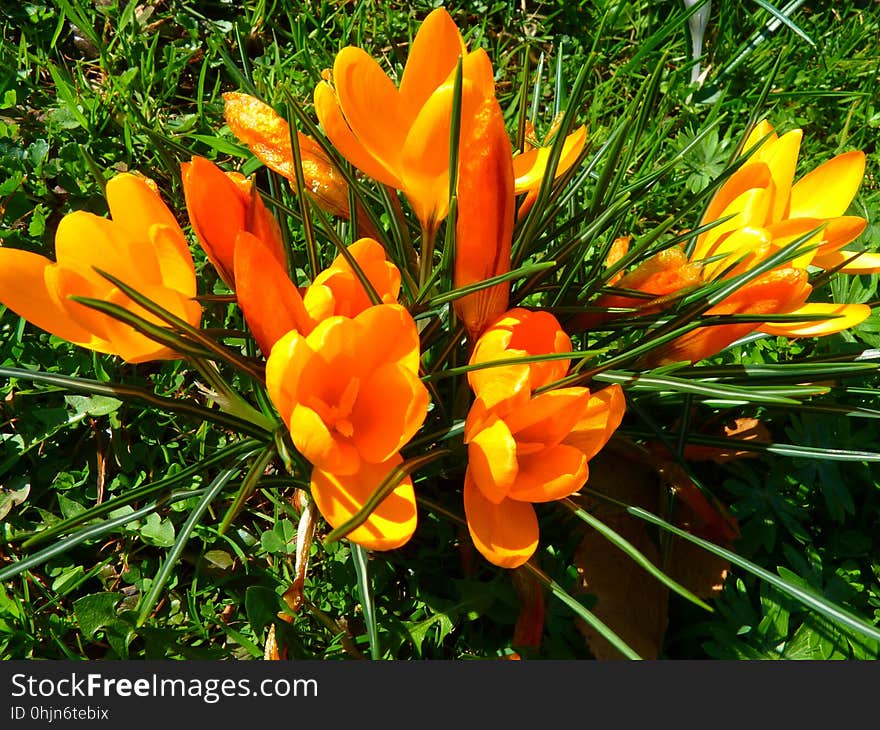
[452, 49, 516, 341]
[313, 7, 468, 232]
[181, 155, 286, 287]
[462, 308, 626, 568]
[265, 304, 429, 550]
[233, 235, 401, 355]
[695, 119, 870, 273]
[0, 173, 200, 363]
[223, 92, 354, 224]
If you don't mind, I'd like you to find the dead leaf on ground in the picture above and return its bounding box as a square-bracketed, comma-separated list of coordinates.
[571, 445, 736, 659]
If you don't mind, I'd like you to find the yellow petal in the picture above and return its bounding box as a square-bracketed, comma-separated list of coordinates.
[150, 224, 197, 297]
[759, 128, 802, 221]
[105, 173, 184, 252]
[332, 46, 413, 180]
[741, 119, 777, 155]
[0, 250, 92, 344]
[464, 470, 539, 569]
[512, 125, 587, 194]
[811, 249, 880, 274]
[311, 454, 417, 551]
[54, 211, 154, 290]
[759, 302, 871, 337]
[265, 329, 316, 424]
[789, 150, 865, 219]
[313, 82, 401, 188]
[398, 7, 466, 115]
[467, 412, 518, 504]
[696, 182, 773, 262]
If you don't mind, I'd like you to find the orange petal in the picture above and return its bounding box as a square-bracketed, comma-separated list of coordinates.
[701, 226, 774, 280]
[182, 156, 246, 284]
[811, 249, 880, 274]
[290, 402, 361, 475]
[399, 79, 459, 229]
[468, 308, 571, 408]
[512, 125, 587, 194]
[467, 412, 519, 504]
[508, 443, 589, 503]
[759, 302, 871, 337]
[504, 387, 591, 450]
[350, 362, 429, 464]
[649, 268, 812, 365]
[0, 250, 92, 345]
[311, 453, 417, 550]
[453, 50, 516, 340]
[265, 329, 317, 424]
[789, 150, 865, 219]
[398, 7, 466, 116]
[313, 82, 400, 188]
[563, 384, 626, 461]
[464, 470, 539, 569]
[811, 216, 868, 257]
[233, 231, 312, 355]
[309, 237, 401, 319]
[350, 303, 422, 374]
[97, 284, 201, 363]
[332, 47, 413, 180]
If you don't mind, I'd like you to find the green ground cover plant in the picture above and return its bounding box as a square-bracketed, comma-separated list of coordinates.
[0, 0, 878, 660]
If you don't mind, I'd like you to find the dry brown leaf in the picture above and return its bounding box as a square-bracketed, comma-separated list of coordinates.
[572, 445, 736, 658]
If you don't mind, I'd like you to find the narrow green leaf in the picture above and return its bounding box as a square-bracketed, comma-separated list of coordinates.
[351, 544, 379, 660]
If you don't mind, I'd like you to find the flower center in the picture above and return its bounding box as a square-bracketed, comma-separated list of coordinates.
[306, 377, 361, 439]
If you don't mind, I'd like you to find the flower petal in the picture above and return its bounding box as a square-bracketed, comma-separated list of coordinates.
[150, 224, 197, 297]
[464, 471, 539, 569]
[398, 7, 466, 116]
[504, 387, 590, 449]
[233, 231, 312, 355]
[757, 129, 802, 221]
[759, 302, 871, 337]
[789, 150, 865, 219]
[290, 402, 361, 475]
[563, 384, 626, 461]
[0, 250, 92, 344]
[811, 249, 880, 274]
[182, 156, 247, 284]
[350, 362, 429, 464]
[467, 412, 518, 504]
[105, 173, 184, 253]
[512, 125, 587, 194]
[508, 443, 589, 503]
[453, 49, 516, 340]
[332, 46, 413, 181]
[313, 82, 401, 188]
[351, 303, 422, 374]
[311, 454, 417, 551]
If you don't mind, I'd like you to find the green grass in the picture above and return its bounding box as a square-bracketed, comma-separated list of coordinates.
[0, 0, 878, 660]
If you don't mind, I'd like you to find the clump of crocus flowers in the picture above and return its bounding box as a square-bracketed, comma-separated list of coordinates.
[0, 8, 874, 579]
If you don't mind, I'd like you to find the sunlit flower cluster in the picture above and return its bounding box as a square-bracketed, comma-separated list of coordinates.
[0, 8, 874, 574]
